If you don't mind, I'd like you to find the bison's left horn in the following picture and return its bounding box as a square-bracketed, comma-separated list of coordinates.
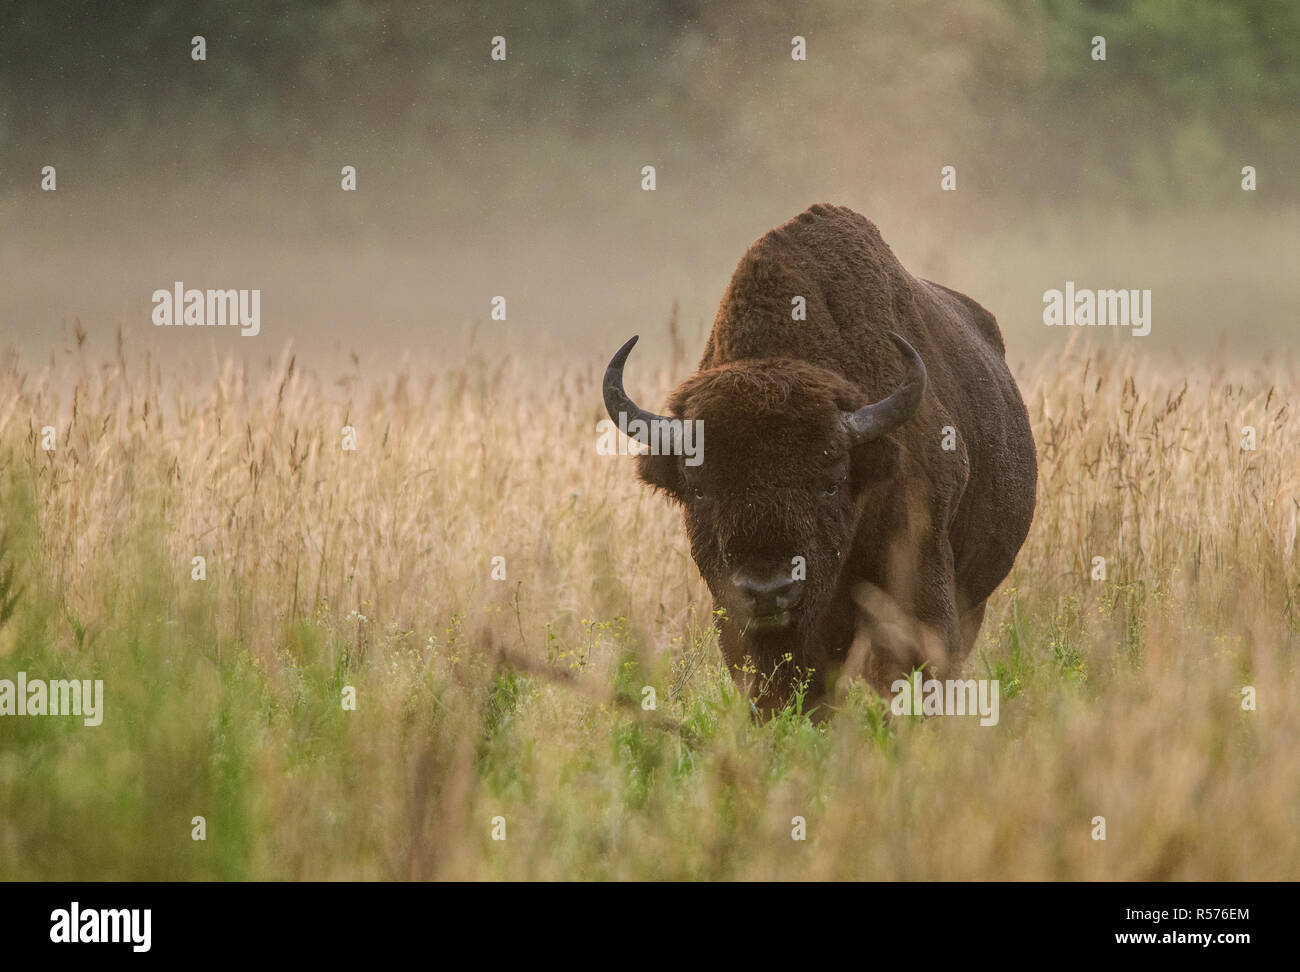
[841, 332, 927, 443]
[604, 335, 672, 436]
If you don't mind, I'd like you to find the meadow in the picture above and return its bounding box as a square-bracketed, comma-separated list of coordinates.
[1, 327, 1297, 880]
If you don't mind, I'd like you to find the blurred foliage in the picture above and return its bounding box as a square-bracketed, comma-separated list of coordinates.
[0, 0, 1296, 204]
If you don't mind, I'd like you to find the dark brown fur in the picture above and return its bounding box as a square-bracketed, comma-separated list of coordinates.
[637, 204, 1037, 709]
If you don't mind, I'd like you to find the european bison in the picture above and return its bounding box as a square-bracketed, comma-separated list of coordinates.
[605, 204, 1036, 709]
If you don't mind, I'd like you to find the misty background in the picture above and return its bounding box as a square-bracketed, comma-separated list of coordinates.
[1, 0, 1297, 370]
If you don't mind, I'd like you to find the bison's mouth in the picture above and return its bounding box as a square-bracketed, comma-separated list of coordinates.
[743, 610, 792, 631]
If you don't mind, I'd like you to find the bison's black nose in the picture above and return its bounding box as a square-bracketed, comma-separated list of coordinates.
[731, 568, 803, 620]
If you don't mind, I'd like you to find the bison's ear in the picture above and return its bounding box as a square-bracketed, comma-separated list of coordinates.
[637, 451, 682, 497]
[849, 437, 900, 491]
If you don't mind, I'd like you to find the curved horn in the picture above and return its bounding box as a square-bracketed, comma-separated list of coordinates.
[604, 335, 672, 440]
[841, 332, 927, 443]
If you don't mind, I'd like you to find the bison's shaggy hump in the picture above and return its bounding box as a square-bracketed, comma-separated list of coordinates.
[702, 203, 923, 376]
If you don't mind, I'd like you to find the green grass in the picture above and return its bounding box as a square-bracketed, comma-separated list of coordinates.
[0, 341, 1297, 879]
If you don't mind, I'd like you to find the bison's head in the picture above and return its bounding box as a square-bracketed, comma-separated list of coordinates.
[604, 333, 926, 681]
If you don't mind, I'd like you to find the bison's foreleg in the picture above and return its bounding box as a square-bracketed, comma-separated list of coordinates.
[958, 598, 989, 660]
[858, 534, 963, 684]
[911, 536, 964, 676]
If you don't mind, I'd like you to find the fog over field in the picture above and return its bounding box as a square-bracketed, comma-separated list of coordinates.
[1, 1, 1296, 369]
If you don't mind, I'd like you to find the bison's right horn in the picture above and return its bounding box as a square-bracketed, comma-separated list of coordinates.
[604, 335, 672, 439]
[841, 332, 927, 443]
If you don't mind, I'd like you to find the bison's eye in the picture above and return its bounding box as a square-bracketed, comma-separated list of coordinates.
[823, 483, 840, 498]
[692, 486, 706, 501]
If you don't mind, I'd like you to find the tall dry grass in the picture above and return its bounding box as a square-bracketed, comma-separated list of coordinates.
[0, 328, 1297, 880]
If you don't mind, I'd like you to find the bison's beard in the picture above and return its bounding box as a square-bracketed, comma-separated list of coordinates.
[716, 584, 841, 709]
